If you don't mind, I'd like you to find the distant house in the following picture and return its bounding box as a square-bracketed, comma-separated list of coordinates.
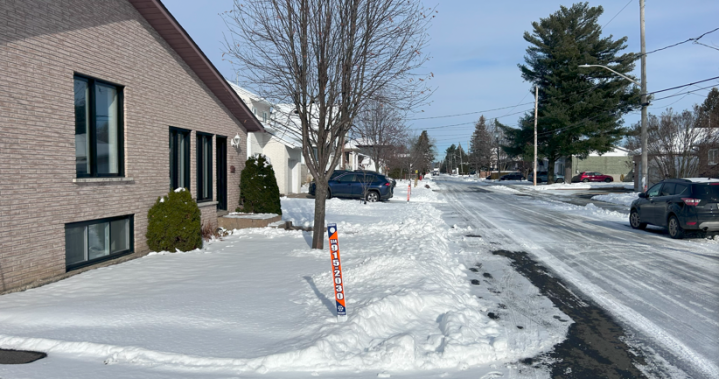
[229, 84, 306, 194]
[534, 146, 633, 182]
[341, 138, 383, 173]
[631, 125, 719, 190]
[0, 0, 263, 293]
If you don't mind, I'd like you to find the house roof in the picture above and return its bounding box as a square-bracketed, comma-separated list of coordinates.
[127, 0, 264, 132]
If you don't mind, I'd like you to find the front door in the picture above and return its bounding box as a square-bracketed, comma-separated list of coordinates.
[216, 136, 227, 211]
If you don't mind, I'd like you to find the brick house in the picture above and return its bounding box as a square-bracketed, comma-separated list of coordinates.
[0, 0, 264, 293]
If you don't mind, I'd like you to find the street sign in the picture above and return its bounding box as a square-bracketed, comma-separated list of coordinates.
[326, 223, 347, 318]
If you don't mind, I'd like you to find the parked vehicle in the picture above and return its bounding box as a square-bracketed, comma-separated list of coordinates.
[572, 171, 613, 183]
[499, 172, 525, 181]
[629, 178, 719, 239]
[353, 170, 396, 190]
[528, 171, 565, 183]
[309, 172, 394, 202]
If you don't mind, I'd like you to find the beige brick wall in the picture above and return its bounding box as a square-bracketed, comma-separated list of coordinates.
[0, 0, 248, 292]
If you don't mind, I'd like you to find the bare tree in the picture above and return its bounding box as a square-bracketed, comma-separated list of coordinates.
[625, 108, 719, 182]
[351, 99, 408, 173]
[223, 0, 433, 248]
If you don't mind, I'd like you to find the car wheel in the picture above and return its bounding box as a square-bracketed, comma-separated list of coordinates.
[667, 215, 685, 239]
[582, 179, 589, 183]
[604, 178, 612, 183]
[629, 209, 646, 230]
[326, 190, 332, 199]
[366, 191, 379, 203]
[555, 178, 564, 183]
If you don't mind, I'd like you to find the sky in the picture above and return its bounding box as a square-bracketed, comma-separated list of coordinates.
[163, 0, 719, 157]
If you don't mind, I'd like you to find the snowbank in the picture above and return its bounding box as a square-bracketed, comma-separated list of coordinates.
[528, 182, 634, 191]
[0, 181, 554, 378]
[591, 192, 641, 207]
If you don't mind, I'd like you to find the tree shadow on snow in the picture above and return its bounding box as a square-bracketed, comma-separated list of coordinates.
[303, 276, 336, 316]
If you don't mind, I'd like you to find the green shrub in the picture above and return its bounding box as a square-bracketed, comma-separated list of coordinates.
[146, 188, 202, 252]
[239, 155, 282, 215]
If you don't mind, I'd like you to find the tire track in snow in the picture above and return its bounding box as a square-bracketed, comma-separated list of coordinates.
[438, 178, 719, 379]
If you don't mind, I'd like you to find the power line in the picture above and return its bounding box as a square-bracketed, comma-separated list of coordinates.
[411, 109, 533, 131]
[652, 83, 719, 102]
[638, 26, 719, 58]
[405, 103, 534, 120]
[603, 0, 633, 28]
[649, 75, 719, 95]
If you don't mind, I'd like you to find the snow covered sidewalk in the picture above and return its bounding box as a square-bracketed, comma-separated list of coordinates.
[0, 182, 565, 378]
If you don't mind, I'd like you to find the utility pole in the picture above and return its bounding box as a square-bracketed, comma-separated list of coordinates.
[640, 0, 648, 192]
[459, 143, 464, 175]
[533, 85, 538, 186]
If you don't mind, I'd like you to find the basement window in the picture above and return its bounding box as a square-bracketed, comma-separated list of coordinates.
[65, 215, 134, 270]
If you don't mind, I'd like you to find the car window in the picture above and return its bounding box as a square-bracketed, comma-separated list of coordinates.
[660, 183, 675, 196]
[647, 183, 662, 197]
[692, 184, 719, 201]
[356, 174, 374, 183]
[673, 183, 689, 196]
[338, 174, 356, 183]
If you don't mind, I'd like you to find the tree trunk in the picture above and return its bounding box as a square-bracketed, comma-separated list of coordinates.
[565, 156, 573, 184]
[547, 158, 556, 183]
[312, 181, 328, 249]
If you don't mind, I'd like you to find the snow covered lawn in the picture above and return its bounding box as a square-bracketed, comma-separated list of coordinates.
[0, 181, 566, 378]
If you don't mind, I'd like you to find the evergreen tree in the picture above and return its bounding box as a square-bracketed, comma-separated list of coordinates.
[443, 144, 456, 173]
[513, 2, 640, 181]
[411, 131, 436, 174]
[239, 155, 282, 215]
[469, 116, 493, 173]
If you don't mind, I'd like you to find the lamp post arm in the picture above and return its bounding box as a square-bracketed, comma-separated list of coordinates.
[578, 64, 640, 87]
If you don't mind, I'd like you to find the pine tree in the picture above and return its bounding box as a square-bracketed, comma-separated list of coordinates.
[411, 131, 435, 174]
[469, 116, 493, 173]
[513, 2, 640, 182]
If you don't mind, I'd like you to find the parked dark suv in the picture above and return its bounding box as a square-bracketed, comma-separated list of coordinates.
[309, 172, 394, 202]
[629, 178, 719, 239]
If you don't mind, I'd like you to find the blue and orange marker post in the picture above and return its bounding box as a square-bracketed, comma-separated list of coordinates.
[326, 223, 347, 321]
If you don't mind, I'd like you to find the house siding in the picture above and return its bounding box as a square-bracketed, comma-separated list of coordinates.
[0, 0, 247, 292]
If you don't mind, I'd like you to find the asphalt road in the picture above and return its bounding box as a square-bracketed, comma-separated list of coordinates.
[435, 177, 719, 379]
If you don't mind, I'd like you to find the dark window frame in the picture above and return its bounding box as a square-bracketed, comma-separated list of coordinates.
[196, 132, 214, 202]
[65, 215, 134, 271]
[74, 73, 125, 178]
[169, 126, 191, 191]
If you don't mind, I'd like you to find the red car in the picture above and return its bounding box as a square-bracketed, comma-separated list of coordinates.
[573, 171, 614, 183]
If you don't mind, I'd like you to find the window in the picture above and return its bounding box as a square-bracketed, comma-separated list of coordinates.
[647, 183, 662, 197]
[659, 183, 675, 196]
[169, 127, 190, 191]
[196, 132, 213, 202]
[262, 112, 268, 122]
[74, 75, 123, 177]
[710, 149, 718, 165]
[674, 183, 689, 196]
[65, 215, 133, 270]
[338, 174, 356, 183]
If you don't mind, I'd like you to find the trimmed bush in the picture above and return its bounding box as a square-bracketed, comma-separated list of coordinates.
[146, 188, 202, 252]
[239, 155, 282, 215]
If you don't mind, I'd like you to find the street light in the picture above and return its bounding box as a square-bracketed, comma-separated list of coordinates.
[578, 63, 648, 192]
